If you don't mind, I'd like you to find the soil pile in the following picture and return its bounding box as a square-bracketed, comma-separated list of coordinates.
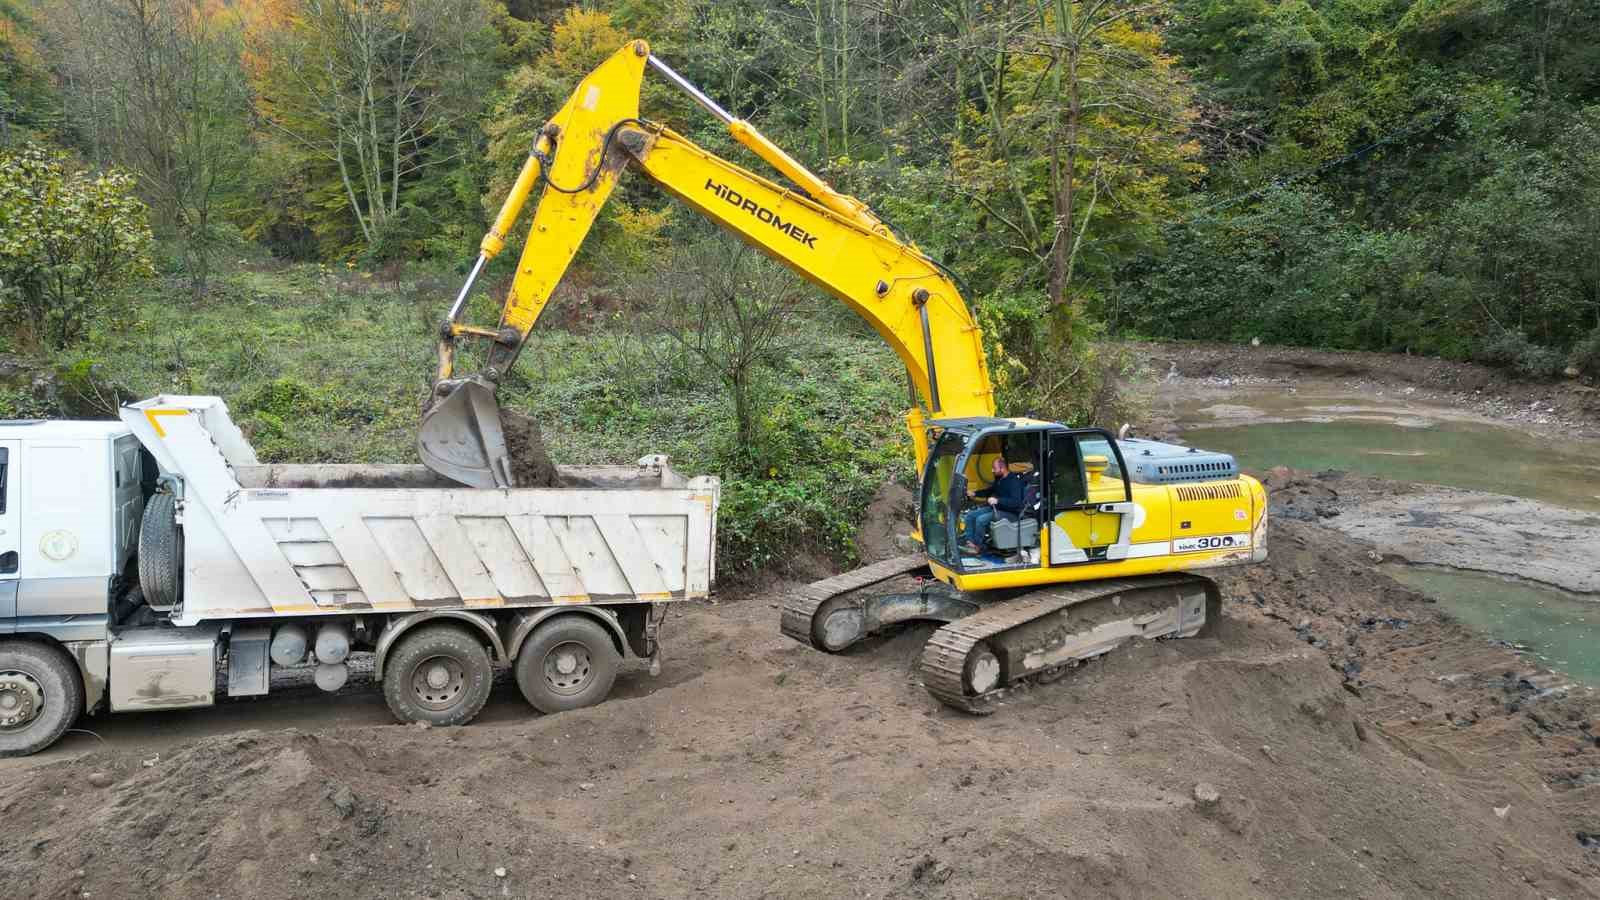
[854, 481, 915, 563]
[3, 489, 1597, 897]
[501, 408, 561, 487]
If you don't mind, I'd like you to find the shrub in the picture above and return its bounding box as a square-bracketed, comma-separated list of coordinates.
[1568, 326, 1600, 379]
[1474, 329, 1565, 379]
[0, 144, 154, 350]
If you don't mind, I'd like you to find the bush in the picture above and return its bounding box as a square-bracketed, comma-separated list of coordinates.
[1474, 329, 1565, 379]
[1568, 326, 1600, 379]
[0, 143, 154, 350]
[710, 389, 900, 573]
[232, 377, 333, 461]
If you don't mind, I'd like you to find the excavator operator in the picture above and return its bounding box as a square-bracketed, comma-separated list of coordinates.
[960, 457, 1028, 555]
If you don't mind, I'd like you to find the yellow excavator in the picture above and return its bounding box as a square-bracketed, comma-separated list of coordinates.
[418, 41, 1268, 712]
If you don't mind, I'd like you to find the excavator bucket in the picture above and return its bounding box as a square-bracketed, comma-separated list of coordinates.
[417, 377, 515, 488]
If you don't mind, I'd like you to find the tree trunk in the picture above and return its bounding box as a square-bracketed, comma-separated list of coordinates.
[1048, 0, 1080, 346]
[814, 2, 831, 158]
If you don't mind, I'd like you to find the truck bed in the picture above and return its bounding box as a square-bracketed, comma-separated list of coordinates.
[123, 397, 719, 626]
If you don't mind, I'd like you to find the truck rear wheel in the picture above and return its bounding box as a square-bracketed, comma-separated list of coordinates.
[514, 616, 620, 714]
[381, 625, 493, 727]
[0, 642, 84, 757]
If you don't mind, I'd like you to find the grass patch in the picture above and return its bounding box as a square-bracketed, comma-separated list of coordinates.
[67, 264, 912, 572]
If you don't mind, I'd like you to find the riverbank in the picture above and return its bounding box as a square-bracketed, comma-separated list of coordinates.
[1131, 340, 1600, 440]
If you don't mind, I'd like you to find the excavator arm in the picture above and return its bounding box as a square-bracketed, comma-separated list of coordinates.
[420, 41, 996, 488]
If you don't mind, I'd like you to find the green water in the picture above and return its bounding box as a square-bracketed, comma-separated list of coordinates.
[1381, 565, 1600, 685]
[1189, 418, 1600, 513]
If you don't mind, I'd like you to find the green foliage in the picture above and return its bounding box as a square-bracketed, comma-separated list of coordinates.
[708, 362, 908, 573]
[0, 144, 154, 350]
[1568, 327, 1600, 380]
[0, 385, 49, 419]
[1149, 0, 1600, 375]
[0, 0, 59, 145]
[1476, 330, 1565, 381]
[246, 0, 497, 259]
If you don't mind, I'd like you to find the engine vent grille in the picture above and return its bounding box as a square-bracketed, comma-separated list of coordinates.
[1175, 482, 1242, 502]
[1120, 438, 1239, 485]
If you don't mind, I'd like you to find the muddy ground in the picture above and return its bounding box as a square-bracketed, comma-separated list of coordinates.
[6, 341, 1600, 898]
[1131, 340, 1600, 440]
[1260, 467, 1600, 595]
[3, 492, 1598, 899]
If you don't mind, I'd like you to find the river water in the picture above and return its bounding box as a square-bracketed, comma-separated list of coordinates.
[1177, 389, 1600, 684]
[1179, 392, 1600, 513]
[1382, 566, 1600, 684]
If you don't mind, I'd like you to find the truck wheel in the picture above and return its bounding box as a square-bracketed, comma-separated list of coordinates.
[515, 616, 620, 714]
[381, 625, 493, 727]
[0, 642, 84, 757]
[138, 492, 182, 609]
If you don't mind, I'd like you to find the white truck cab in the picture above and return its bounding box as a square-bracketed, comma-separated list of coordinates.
[0, 420, 146, 630]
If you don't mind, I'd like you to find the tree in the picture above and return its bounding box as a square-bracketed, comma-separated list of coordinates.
[0, 144, 154, 350]
[0, 0, 61, 145]
[961, 1, 1198, 312]
[34, 0, 252, 293]
[944, 0, 1199, 411]
[246, 0, 496, 253]
[646, 236, 806, 458]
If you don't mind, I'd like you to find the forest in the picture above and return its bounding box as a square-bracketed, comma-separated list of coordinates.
[3, 0, 1599, 567]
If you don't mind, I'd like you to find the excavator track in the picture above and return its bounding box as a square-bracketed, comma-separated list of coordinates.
[780, 553, 931, 650]
[919, 574, 1219, 714]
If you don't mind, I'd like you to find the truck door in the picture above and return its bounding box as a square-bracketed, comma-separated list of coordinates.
[0, 441, 18, 624]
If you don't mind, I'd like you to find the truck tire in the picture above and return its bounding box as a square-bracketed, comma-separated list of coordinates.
[0, 641, 84, 757]
[381, 625, 493, 727]
[138, 492, 182, 609]
[515, 616, 620, 714]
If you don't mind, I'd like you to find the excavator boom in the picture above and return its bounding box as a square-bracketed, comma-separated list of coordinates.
[419, 41, 993, 487]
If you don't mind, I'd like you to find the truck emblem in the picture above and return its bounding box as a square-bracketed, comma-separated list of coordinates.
[39, 529, 78, 561]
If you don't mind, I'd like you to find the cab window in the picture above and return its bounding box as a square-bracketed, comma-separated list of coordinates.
[920, 431, 966, 563]
[1048, 432, 1128, 511]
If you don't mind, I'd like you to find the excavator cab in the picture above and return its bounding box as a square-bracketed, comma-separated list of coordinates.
[920, 419, 1135, 577]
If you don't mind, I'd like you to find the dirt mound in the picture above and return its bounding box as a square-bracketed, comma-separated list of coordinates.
[501, 408, 561, 487]
[1185, 655, 1360, 755]
[0, 728, 617, 899]
[854, 481, 915, 563]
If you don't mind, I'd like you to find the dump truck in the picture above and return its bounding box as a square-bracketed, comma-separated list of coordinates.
[0, 395, 719, 756]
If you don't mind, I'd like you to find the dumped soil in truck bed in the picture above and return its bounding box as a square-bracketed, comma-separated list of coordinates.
[2, 475, 1597, 898]
[501, 408, 561, 488]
